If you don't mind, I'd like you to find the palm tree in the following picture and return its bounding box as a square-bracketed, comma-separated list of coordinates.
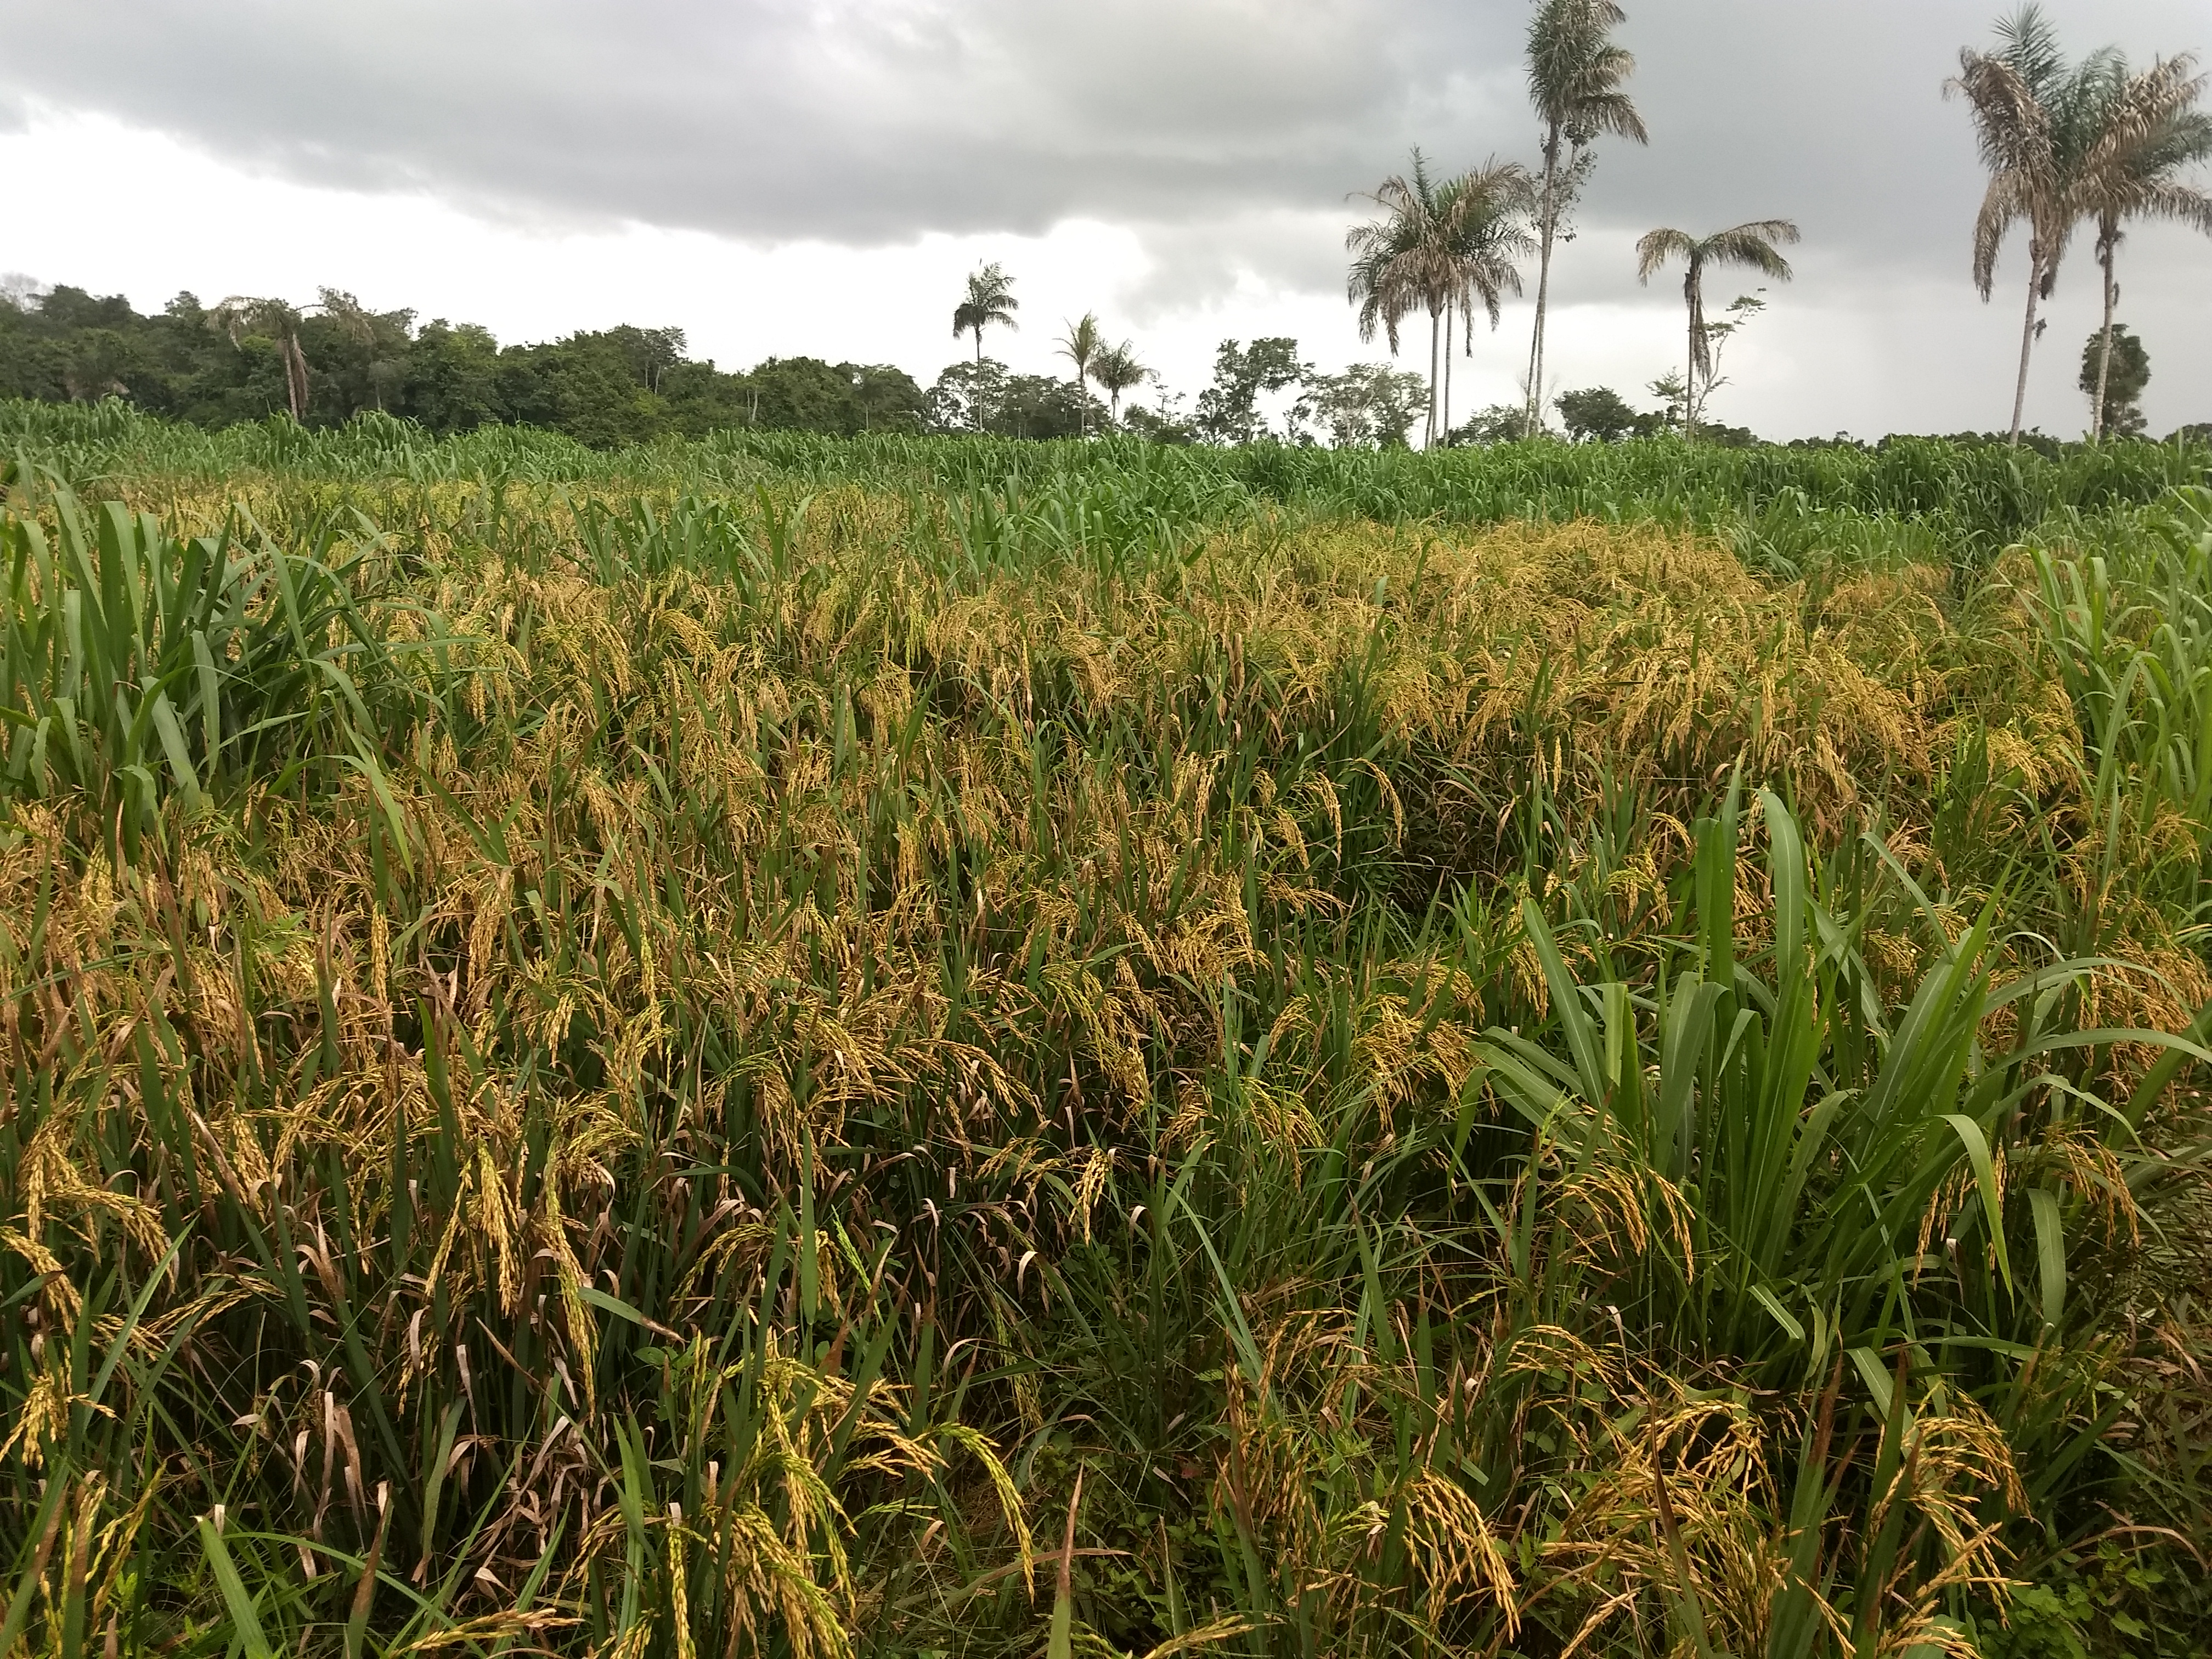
[1058, 313, 1104, 436]
[1348, 151, 1444, 443]
[1949, 7, 2124, 444]
[1438, 165, 1539, 443]
[1348, 153, 1535, 447]
[1634, 221, 1798, 439]
[1521, 0, 1648, 438]
[1092, 341, 1149, 426]
[210, 296, 311, 421]
[951, 264, 1019, 362]
[2078, 53, 2212, 438]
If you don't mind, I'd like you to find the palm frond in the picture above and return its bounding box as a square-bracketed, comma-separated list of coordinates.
[1971, 172, 2032, 296]
[1993, 3, 2066, 94]
[952, 264, 1019, 344]
[1057, 313, 1103, 381]
[1634, 229, 1695, 284]
[1701, 221, 1801, 280]
[2131, 177, 2212, 235]
[1570, 85, 1650, 145]
[1949, 51, 2053, 180]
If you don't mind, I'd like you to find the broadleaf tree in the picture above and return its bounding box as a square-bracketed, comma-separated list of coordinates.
[2078, 322, 2149, 436]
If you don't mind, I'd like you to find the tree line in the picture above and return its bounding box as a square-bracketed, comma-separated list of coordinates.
[0, 284, 932, 445]
[1952, 7, 2212, 442]
[0, 274, 1440, 449]
[2, 5, 2202, 450]
[941, 267, 1440, 445]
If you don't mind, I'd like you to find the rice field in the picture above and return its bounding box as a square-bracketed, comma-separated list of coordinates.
[4, 407, 2211, 1658]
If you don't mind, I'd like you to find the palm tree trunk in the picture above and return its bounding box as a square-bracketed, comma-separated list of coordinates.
[284, 334, 308, 422]
[1684, 294, 1698, 442]
[2091, 238, 2117, 442]
[974, 328, 983, 364]
[1525, 125, 1559, 439]
[2008, 255, 2041, 447]
[1427, 308, 1441, 449]
[1442, 302, 1454, 446]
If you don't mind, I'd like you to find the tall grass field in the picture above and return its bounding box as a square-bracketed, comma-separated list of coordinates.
[4, 402, 2211, 1658]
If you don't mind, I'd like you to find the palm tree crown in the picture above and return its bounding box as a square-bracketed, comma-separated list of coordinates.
[2077, 52, 2212, 437]
[1058, 313, 1104, 435]
[951, 264, 1019, 362]
[1634, 220, 1798, 439]
[209, 295, 312, 421]
[1091, 342, 1149, 426]
[1523, 0, 1647, 436]
[1437, 165, 1541, 331]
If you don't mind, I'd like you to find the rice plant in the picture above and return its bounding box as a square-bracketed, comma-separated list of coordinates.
[3, 416, 2208, 1658]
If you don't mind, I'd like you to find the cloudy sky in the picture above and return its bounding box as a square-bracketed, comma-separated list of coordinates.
[2, 0, 2208, 438]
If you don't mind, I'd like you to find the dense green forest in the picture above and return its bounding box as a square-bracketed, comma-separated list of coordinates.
[10, 282, 2203, 458]
[0, 284, 938, 444]
[0, 285, 1447, 449]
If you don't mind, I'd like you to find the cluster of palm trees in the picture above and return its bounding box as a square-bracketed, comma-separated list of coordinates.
[1347, 1, 2211, 448]
[950, 3, 2207, 452]
[1346, 153, 1535, 447]
[1054, 312, 1149, 432]
[1952, 6, 2212, 443]
[950, 264, 1149, 433]
[1345, 0, 1798, 447]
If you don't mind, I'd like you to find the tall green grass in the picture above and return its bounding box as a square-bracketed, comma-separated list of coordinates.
[0, 479, 455, 861]
[8, 398, 2208, 572]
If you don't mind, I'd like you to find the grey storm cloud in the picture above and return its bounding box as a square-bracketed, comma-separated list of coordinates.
[8, 0, 2197, 264]
[4, 0, 2209, 434]
[0, 1, 1517, 244]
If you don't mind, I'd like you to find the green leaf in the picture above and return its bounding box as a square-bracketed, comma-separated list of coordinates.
[197, 1517, 274, 1659]
[148, 690, 201, 802]
[1047, 1577, 1074, 1659]
[192, 628, 223, 771]
[1750, 1283, 1806, 1344]
[1847, 1346, 1895, 1420]
[2028, 1187, 2066, 1328]
[1520, 896, 1610, 1109]
[577, 1283, 678, 1338]
[0, 1479, 73, 1658]
[1940, 1113, 2014, 1294]
[1176, 1190, 1265, 1396]
[342, 740, 414, 875]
